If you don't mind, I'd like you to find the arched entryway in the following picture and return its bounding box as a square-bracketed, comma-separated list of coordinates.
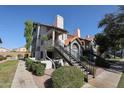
[72, 43, 79, 59]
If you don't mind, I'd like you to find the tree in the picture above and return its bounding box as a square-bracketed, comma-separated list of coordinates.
[95, 6, 124, 59]
[40, 35, 56, 68]
[0, 38, 2, 47]
[24, 20, 33, 52]
[95, 33, 110, 56]
[97, 12, 124, 58]
[115, 6, 124, 58]
[0, 38, 2, 44]
[119, 38, 124, 58]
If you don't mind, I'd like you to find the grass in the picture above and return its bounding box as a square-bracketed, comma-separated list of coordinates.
[117, 73, 124, 88]
[0, 60, 18, 88]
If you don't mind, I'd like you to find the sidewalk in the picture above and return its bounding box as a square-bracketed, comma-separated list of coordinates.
[11, 60, 37, 88]
[83, 69, 122, 88]
[33, 69, 54, 88]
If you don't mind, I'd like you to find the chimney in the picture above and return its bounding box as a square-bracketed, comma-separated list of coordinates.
[86, 35, 90, 38]
[73, 28, 81, 38]
[53, 15, 64, 29]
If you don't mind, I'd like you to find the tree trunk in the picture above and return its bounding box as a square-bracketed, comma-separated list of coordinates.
[42, 49, 46, 60]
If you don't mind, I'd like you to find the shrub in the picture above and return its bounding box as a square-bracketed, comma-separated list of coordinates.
[24, 54, 29, 59]
[25, 58, 30, 66]
[52, 66, 84, 88]
[25, 59, 46, 76]
[6, 55, 12, 58]
[95, 57, 110, 68]
[25, 58, 33, 71]
[0, 55, 6, 61]
[34, 63, 46, 76]
[31, 62, 37, 73]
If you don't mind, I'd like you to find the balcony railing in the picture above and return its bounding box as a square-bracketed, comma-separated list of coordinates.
[42, 39, 53, 50]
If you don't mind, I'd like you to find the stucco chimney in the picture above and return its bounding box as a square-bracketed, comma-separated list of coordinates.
[77, 28, 80, 38]
[54, 15, 64, 29]
[87, 35, 90, 38]
[73, 28, 80, 38]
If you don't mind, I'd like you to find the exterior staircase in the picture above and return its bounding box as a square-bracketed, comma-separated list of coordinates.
[54, 43, 95, 79]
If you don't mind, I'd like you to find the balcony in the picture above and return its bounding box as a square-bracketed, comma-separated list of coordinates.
[42, 39, 53, 50]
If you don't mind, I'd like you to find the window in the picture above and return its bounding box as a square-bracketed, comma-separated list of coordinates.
[32, 52, 35, 57]
[40, 51, 43, 58]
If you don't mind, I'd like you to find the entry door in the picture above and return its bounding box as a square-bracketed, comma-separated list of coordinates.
[72, 43, 79, 59]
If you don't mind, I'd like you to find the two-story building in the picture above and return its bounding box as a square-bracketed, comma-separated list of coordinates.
[31, 15, 94, 68]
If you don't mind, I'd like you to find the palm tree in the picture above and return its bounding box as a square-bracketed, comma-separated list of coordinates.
[98, 14, 118, 57]
[115, 6, 124, 23]
[95, 33, 109, 56]
[115, 6, 124, 58]
[97, 6, 124, 58]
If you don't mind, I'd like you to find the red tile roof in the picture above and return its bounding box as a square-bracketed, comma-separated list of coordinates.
[64, 35, 78, 46]
[64, 35, 83, 46]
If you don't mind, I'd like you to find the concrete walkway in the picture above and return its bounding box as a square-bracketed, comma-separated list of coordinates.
[11, 60, 37, 88]
[83, 69, 122, 88]
[33, 69, 54, 88]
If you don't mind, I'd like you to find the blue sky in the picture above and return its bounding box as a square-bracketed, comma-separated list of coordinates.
[0, 5, 118, 49]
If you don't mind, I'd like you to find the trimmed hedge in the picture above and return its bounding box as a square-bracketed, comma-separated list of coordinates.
[6, 55, 12, 58]
[52, 66, 84, 88]
[25, 58, 46, 76]
[32, 62, 46, 76]
[25, 58, 33, 71]
[36, 63, 45, 76]
[0, 55, 7, 61]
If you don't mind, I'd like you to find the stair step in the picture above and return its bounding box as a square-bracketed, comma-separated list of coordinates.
[71, 59, 76, 61]
[71, 60, 76, 62]
[77, 65, 82, 68]
[73, 63, 79, 66]
[81, 68, 86, 71]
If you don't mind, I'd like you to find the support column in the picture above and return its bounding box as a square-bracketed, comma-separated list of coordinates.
[52, 30, 55, 46]
[35, 25, 40, 59]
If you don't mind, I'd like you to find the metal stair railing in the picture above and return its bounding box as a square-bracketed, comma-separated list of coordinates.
[54, 41, 95, 77]
[55, 45, 71, 63]
[70, 47, 95, 76]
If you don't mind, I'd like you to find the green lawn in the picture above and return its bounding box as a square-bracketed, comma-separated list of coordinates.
[0, 60, 18, 88]
[117, 73, 124, 88]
